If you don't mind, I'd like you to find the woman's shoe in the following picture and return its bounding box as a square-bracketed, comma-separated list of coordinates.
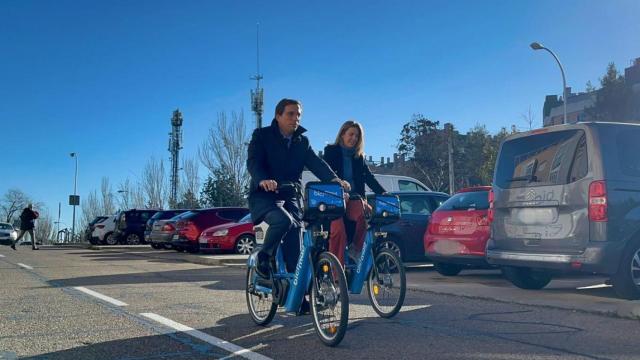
[10, 244, 16, 250]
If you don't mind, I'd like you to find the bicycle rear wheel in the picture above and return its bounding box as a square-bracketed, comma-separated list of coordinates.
[246, 266, 277, 326]
[310, 252, 349, 347]
[367, 248, 406, 318]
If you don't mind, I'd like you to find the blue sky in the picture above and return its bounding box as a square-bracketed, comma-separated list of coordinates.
[1, 0, 639, 229]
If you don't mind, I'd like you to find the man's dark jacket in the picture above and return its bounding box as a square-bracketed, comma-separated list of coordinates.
[247, 120, 338, 223]
[323, 144, 385, 197]
[19, 208, 38, 231]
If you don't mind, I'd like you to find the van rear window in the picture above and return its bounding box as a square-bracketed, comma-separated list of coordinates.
[616, 129, 640, 177]
[495, 130, 588, 189]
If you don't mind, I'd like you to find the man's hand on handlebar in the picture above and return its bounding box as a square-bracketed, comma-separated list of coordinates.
[259, 179, 278, 192]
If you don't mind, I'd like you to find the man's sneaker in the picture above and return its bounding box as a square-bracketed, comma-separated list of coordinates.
[10, 244, 16, 250]
[32, 247, 39, 250]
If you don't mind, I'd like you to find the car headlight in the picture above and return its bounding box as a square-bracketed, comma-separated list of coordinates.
[212, 229, 229, 236]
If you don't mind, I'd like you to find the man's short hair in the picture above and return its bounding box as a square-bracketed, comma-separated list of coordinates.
[274, 98, 302, 118]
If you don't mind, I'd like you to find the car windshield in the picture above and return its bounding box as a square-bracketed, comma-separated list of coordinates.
[0, 223, 13, 230]
[238, 214, 252, 223]
[438, 191, 489, 211]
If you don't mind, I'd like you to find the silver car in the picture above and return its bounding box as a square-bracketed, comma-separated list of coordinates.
[0, 222, 18, 245]
[149, 211, 195, 248]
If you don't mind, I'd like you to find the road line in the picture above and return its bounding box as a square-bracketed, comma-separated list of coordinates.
[140, 313, 272, 360]
[577, 283, 611, 290]
[233, 324, 284, 341]
[17, 263, 33, 270]
[0, 254, 5, 257]
[73, 287, 128, 306]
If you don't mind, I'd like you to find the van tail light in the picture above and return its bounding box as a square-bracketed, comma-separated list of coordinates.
[162, 223, 175, 232]
[589, 181, 607, 222]
[487, 189, 495, 223]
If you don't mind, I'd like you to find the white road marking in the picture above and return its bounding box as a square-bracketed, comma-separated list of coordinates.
[0, 254, 5, 258]
[17, 263, 33, 270]
[577, 283, 611, 290]
[73, 287, 128, 306]
[141, 313, 272, 360]
[233, 324, 284, 341]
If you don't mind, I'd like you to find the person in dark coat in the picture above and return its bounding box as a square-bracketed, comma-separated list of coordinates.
[323, 120, 386, 265]
[11, 204, 39, 250]
[247, 98, 349, 277]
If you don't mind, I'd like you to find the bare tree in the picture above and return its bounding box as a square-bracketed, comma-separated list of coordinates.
[179, 156, 200, 207]
[117, 179, 133, 210]
[142, 157, 167, 209]
[199, 111, 250, 200]
[131, 182, 146, 209]
[100, 177, 116, 215]
[521, 105, 536, 130]
[1, 189, 31, 224]
[35, 209, 55, 244]
[80, 190, 101, 231]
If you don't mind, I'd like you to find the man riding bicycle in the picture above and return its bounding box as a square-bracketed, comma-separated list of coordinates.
[247, 98, 350, 279]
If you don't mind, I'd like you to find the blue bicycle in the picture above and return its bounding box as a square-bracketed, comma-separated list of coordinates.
[246, 182, 350, 347]
[343, 194, 406, 318]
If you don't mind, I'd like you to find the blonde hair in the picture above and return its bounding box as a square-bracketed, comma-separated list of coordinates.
[333, 120, 364, 158]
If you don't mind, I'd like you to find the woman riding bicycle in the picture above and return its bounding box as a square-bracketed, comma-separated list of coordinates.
[323, 120, 386, 265]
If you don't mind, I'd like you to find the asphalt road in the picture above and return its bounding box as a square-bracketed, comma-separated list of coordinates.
[1, 247, 639, 360]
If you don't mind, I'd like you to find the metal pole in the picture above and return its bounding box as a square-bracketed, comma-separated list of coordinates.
[72, 154, 78, 242]
[57, 202, 61, 242]
[531, 43, 568, 125]
[447, 124, 455, 194]
[542, 47, 568, 124]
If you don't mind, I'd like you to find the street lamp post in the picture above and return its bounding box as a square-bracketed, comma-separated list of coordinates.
[530, 42, 568, 124]
[70, 152, 78, 242]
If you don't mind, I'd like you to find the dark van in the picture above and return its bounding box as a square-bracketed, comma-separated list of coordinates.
[486, 122, 640, 299]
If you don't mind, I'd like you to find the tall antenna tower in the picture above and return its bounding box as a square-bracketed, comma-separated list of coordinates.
[168, 109, 183, 207]
[250, 23, 264, 129]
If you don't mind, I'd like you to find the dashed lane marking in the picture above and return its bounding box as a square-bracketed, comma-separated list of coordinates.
[73, 286, 128, 306]
[17, 263, 33, 270]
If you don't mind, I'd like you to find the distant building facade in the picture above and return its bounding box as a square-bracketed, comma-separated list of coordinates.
[543, 57, 640, 127]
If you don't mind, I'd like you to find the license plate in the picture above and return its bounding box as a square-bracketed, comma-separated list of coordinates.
[173, 234, 179, 240]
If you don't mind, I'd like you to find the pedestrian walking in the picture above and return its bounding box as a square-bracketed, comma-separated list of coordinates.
[11, 204, 39, 250]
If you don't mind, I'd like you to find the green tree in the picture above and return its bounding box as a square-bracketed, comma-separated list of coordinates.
[200, 167, 246, 207]
[586, 62, 634, 122]
[175, 189, 201, 209]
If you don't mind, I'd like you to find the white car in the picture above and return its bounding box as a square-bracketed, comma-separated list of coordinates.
[91, 215, 117, 245]
[0, 222, 18, 245]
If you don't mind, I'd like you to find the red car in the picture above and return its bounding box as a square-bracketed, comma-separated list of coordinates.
[424, 186, 492, 276]
[172, 207, 249, 253]
[198, 214, 256, 255]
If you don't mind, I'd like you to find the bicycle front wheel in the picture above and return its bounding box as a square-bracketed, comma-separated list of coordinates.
[367, 248, 406, 318]
[310, 251, 349, 347]
[246, 266, 277, 326]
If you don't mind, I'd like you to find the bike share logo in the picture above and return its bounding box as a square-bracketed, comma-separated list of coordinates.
[356, 247, 367, 274]
[293, 242, 306, 286]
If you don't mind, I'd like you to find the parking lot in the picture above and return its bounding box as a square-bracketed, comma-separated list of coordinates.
[79, 245, 640, 320]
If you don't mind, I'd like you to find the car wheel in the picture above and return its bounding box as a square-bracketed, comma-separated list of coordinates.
[612, 238, 640, 300]
[502, 266, 552, 290]
[125, 233, 141, 245]
[235, 235, 256, 255]
[150, 243, 163, 250]
[434, 262, 462, 276]
[377, 240, 402, 261]
[175, 246, 185, 252]
[163, 244, 173, 250]
[104, 233, 118, 246]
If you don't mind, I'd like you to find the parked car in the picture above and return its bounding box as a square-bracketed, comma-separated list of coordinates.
[91, 215, 118, 245]
[424, 186, 493, 276]
[302, 170, 431, 192]
[172, 207, 250, 253]
[0, 222, 18, 245]
[486, 122, 640, 299]
[113, 209, 160, 245]
[145, 209, 190, 249]
[149, 211, 195, 249]
[374, 191, 449, 262]
[84, 216, 109, 244]
[199, 213, 256, 255]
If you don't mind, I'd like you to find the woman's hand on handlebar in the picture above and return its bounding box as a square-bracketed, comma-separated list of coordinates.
[259, 179, 278, 192]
